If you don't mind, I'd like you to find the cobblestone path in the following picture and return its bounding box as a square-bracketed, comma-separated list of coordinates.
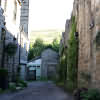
[0, 81, 73, 100]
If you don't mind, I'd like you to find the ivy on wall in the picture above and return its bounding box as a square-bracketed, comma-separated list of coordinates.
[67, 16, 78, 91]
[5, 43, 17, 56]
[58, 48, 67, 83]
[57, 16, 78, 91]
[96, 31, 100, 48]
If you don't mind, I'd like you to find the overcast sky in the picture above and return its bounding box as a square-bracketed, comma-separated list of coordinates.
[29, 0, 74, 31]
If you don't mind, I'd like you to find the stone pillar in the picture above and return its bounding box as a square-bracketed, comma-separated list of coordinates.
[20, 0, 29, 35]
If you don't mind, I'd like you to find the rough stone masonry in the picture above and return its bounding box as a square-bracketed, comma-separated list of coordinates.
[62, 0, 100, 89]
[0, 0, 29, 81]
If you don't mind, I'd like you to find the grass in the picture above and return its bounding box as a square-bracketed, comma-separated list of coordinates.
[39, 77, 48, 82]
[30, 29, 62, 44]
[0, 88, 9, 94]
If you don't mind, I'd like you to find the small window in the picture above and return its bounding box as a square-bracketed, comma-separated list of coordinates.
[37, 66, 40, 68]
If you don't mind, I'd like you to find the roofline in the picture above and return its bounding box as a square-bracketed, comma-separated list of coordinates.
[28, 56, 41, 62]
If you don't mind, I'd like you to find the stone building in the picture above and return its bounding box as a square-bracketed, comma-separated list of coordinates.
[61, 0, 100, 89]
[73, 0, 100, 88]
[0, 0, 29, 81]
[41, 48, 59, 79]
[59, 20, 70, 56]
[0, 6, 6, 68]
[27, 48, 59, 80]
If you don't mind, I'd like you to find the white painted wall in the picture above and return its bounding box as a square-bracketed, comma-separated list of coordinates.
[27, 58, 42, 80]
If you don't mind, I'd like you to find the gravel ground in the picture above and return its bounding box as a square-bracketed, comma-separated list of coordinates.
[0, 81, 73, 100]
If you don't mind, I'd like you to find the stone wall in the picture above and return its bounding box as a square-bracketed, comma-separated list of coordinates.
[94, 0, 100, 88]
[60, 0, 100, 88]
[20, 0, 29, 65]
[0, 0, 29, 81]
[74, 0, 100, 88]
[0, 7, 6, 68]
[20, 0, 29, 35]
[71, 0, 100, 88]
[41, 48, 59, 79]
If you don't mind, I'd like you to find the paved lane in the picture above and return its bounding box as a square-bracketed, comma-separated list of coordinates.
[0, 81, 73, 100]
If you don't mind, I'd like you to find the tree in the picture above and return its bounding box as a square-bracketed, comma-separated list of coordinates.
[28, 38, 60, 61]
[28, 38, 45, 60]
[52, 38, 60, 52]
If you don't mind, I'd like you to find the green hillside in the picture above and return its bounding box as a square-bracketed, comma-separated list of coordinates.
[29, 29, 63, 44]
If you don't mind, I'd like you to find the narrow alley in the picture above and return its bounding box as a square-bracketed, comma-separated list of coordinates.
[0, 81, 73, 100]
[1, 0, 100, 100]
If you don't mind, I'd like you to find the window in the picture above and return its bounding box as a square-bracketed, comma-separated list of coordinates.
[33, 66, 36, 67]
[37, 66, 40, 68]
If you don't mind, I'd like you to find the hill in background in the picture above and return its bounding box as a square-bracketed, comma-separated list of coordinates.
[29, 29, 63, 44]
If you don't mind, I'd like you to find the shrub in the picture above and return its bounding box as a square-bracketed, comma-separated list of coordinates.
[0, 88, 3, 93]
[9, 83, 16, 92]
[40, 77, 48, 81]
[73, 88, 88, 100]
[67, 16, 78, 91]
[20, 80, 27, 87]
[0, 69, 8, 77]
[81, 88, 100, 100]
[17, 80, 27, 87]
[5, 43, 17, 56]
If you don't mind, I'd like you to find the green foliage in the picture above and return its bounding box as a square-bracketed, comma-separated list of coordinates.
[5, 43, 17, 56]
[96, 31, 100, 47]
[0, 88, 3, 93]
[58, 52, 67, 83]
[55, 81, 65, 87]
[80, 72, 91, 82]
[81, 89, 100, 100]
[28, 38, 45, 60]
[0, 69, 8, 77]
[30, 30, 62, 44]
[56, 46, 67, 90]
[57, 16, 78, 91]
[40, 77, 48, 81]
[52, 38, 60, 52]
[9, 80, 27, 92]
[28, 38, 60, 60]
[19, 80, 27, 87]
[16, 80, 27, 87]
[67, 16, 78, 91]
[9, 83, 16, 92]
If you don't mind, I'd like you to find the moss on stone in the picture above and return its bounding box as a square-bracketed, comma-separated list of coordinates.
[67, 16, 78, 91]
